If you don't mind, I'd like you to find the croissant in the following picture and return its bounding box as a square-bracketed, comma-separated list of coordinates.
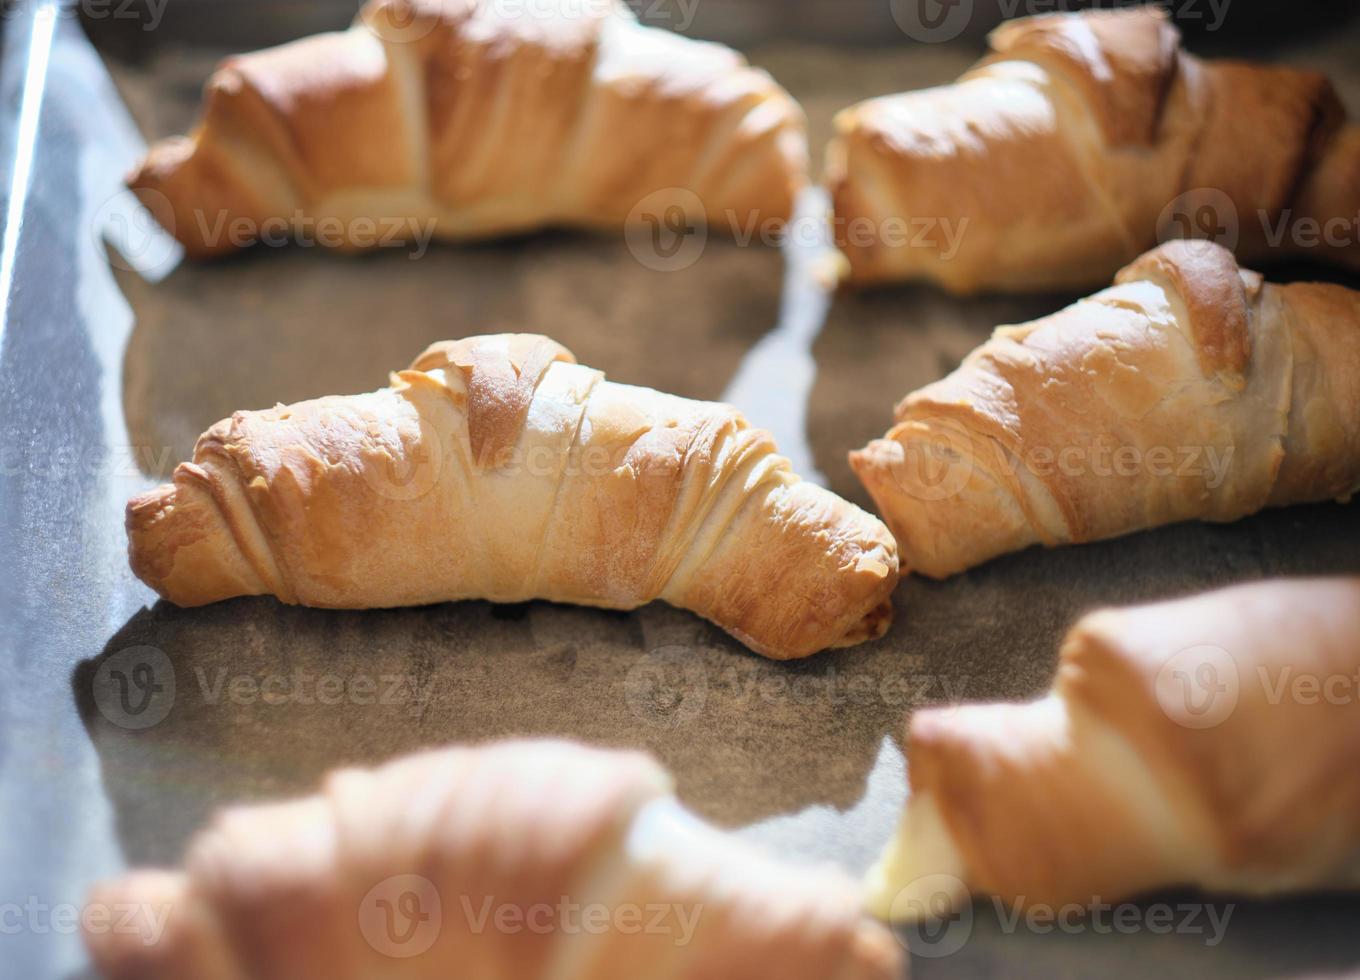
[83, 739, 902, 979]
[127, 333, 898, 659]
[866, 577, 1360, 920]
[850, 241, 1360, 579]
[128, 0, 806, 259]
[825, 6, 1360, 292]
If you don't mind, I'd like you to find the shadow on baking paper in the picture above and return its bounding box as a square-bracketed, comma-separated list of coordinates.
[72, 592, 908, 870]
[111, 230, 784, 475]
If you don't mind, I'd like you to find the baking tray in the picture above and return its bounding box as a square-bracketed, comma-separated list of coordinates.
[3, 2, 1360, 978]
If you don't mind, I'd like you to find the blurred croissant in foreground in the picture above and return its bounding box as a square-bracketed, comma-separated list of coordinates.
[868, 578, 1360, 922]
[85, 740, 902, 980]
[128, 334, 898, 660]
[827, 6, 1360, 292]
[129, 0, 807, 258]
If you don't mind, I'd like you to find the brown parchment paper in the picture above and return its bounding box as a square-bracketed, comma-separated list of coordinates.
[78, 32, 1360, 977]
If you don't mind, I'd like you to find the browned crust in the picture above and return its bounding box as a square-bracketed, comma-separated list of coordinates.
[126, 334, 898, 659]
[126, 0, 807, 257]
[850, 241, 1360, 578]
[1188, 60, 1346, 256]
[826, 6, 1357, 291]
[411, 335, 577, 467]
[125, 463, 272, 606]
[983, 5, 1180, 147]
[1114, 238, 1252, 380]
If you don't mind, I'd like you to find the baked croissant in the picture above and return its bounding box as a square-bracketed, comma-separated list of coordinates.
[851, 241, 1360, 579]
[84, 739, 903, 979]
[826, 6, 1360, 292]
[127, 334, 898, 659]
[129, 0, 806, 258]
[866, 578, 1360, 920]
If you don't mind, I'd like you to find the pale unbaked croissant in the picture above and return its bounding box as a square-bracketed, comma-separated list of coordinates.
[851, 241, 1360, 579]
[129, 0, 806, 258]
[826, 6, 1360, 292]
[84, 739, 903, 980]
[127, 334, 897, 659]
[867, 578, 1360, 920]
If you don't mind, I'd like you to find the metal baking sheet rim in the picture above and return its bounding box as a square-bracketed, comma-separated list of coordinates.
[3, 5, 1360, 980]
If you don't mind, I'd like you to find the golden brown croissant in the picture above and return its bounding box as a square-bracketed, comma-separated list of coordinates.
[851, 241, 1360, 579]
[84, 739, 903, 980]
[866, 578, 1360, 920]
[130, 0, 807, 258]
[826, 6, 1360, 292]
[127, 333, 898, 659]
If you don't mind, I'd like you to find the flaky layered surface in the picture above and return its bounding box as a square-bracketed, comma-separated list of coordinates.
[127, 334, 898, 659]
[867, 578, 1360, 918]
[851, 241, 1360, 579]
[128, 0, 806, 257]
[826, 7, 1359, 291]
